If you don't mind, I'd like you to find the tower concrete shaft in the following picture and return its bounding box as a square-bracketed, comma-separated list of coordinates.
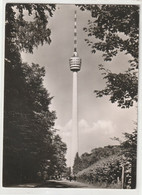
[71, 71, 79, 168]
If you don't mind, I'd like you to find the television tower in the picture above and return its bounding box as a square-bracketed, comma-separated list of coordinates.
[69, 10, 81, 169]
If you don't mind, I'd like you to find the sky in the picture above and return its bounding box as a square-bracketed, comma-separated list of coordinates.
[21, 4, 137, 166]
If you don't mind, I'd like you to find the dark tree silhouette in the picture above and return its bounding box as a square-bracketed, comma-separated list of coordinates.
[3, 3, 67, 186]
[73, 152, 82, 174]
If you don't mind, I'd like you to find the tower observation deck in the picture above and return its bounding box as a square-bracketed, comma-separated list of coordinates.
[69, 51, 81, 72]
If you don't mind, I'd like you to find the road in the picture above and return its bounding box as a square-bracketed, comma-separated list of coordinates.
[9, 179, 97, 188]
[37, 179, 96, 188]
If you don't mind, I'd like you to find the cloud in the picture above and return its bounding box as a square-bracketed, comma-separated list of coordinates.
[92, 120, 116, 135]
[79, 119, 116, 135]
[78, 119, 117, 156]
[56, 119, 72, 138]
[78, 119, 89, 133]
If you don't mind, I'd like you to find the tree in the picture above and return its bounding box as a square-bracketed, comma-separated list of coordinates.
[121, 129, 137, 188]
[3, 61, 57, 185]
[3, 3, 67, 185]
[94, 65, 138, 108]
[111, 127, 137, 188]
[51, 135, 67, 177]
[78, 5, 139, 108]
[5, 3, 56, 55]
[77, 145, 121, 173]
[38, 134, 67, 180]
[73, 152, 82, 174]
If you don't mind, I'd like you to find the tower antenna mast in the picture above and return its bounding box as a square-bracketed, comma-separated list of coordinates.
[74, 10, 77, 53]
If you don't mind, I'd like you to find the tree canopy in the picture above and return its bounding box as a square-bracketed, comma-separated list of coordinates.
[78, 4, 139, 108]
[5, 4, 56, 54]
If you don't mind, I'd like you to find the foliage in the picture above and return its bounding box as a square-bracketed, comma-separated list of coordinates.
[51, 135, 67, 176]
[111, 128, 137, 188]
[121, 129, 137, 188]
[5, 3, 56, 54]
[94, 65, 138, 108]
[78, 5, 139, 66]
[121, 129, 137, 159]
[76, 130, 137, 189]
[73, 152, 82, 174]
[39, 134, 67, 180]
[77, 155, 122, 188]
[78, 4, 139, 108]
[3, 60, 57, 185]
[78, 145, 121, 171]
[3, 3, 67, 186]
[64, 167, 71, 178]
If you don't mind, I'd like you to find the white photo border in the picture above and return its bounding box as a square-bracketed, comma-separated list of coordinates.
[0, 0, 142, 195]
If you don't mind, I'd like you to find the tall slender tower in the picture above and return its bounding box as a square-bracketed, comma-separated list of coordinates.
[69, 10, 81, 169]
